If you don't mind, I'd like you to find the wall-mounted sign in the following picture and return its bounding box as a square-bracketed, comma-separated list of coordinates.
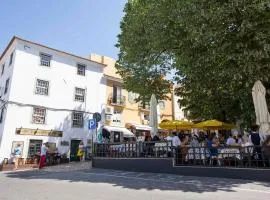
[16, 128, 63, 137]
[60, 141, 70, 146]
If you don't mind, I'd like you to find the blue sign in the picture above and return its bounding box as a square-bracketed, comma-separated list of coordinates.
[88, 119, 96, 130]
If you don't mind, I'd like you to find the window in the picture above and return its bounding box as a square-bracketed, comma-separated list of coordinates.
[9, 52, 14, 66]
[40, 53, 52, 67]
[72, 112, 84, 127]
[1, 64, 5, 76]
[35, 79, 49, 95]
[77, 64, 86, 76]
[74, 87, 85, 102]
[158, 101, 165, 110]
[4, 78, 10, 94]
[32, 107, 46, 124]
[0, 108, 4, 123]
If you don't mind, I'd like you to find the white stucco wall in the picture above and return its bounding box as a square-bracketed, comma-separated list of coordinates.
[0, 39, 106, 161]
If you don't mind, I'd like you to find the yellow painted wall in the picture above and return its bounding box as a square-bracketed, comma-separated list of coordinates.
[90, 54, 173, 125]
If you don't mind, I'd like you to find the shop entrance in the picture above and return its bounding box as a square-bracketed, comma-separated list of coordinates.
[28, 140, 42, 157]
[70, 139, 81, 162]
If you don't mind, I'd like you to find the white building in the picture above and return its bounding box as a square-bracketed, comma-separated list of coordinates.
[0, 37, 106, 162]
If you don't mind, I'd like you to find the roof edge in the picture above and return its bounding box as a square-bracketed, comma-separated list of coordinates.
[0, 36, 16, 61]
[0, 36, 106, 67]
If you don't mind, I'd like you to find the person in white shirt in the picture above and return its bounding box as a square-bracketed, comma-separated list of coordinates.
[226, 134, 236, 146]
[172, 132, 181, 147]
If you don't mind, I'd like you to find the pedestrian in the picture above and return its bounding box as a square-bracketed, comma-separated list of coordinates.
[39, 143, 48, 169]
[250, 125, 263, 165]
[13, 144, 22, 170]
[77, 141, 85, 161]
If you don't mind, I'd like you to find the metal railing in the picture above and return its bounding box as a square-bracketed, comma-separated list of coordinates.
[94, 141, 173, 158]
[108, 94, 126, 106]
[174, 145, 270, 168]
[93, 142, 270, 168]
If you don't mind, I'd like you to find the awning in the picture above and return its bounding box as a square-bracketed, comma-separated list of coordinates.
[126, 123, 152, 131]
[103, 126, 135, 138]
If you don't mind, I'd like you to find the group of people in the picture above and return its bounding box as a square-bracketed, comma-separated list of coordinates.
[167, 124, 270, 166]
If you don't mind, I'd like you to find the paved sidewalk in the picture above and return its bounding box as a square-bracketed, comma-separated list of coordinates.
[42, 161, 92, 172]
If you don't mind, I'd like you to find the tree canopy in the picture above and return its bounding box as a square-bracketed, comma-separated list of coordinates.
[116, 0, 270, 125]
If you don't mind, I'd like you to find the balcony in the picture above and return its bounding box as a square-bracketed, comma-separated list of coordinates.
[108, 94, 126, 107]
[138, 102, 150, 112]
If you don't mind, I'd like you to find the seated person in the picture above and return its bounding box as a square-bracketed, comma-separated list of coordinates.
[207, 135, 219, 157]
[226, 134, 236, 146]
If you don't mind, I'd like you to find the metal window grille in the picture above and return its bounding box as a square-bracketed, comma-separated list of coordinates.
[72, 112, 84, 127]
[75, 87, 85, 102]
[32, 107, 46, 124]
[1, 64, 5, 75]
[4, 78, 10, 94]
[9, 52, 13, 66]
[0, 108, 4, 123]
[35, 79, 49, 95]
[40, 53, 52, 67]
[77, 64, 86, 76]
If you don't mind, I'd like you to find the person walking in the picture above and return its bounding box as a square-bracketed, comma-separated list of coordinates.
[77, 141, 85, 161]
[39, 143, 48, 169]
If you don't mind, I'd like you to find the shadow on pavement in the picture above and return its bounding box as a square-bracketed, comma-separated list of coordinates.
[4, 167, 270, 193]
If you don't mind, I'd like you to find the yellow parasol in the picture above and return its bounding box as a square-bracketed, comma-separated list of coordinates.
[159, 120, 194, 130]
[194, 120, 236, 130]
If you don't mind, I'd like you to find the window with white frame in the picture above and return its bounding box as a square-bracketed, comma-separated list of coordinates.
[72, 112, 84, 127]
[9, 52, 14, 66]
[1, 64, 5, 76]
[4, 78, 10, 94]
[32, 107, 46, 124]
[77, 64, 86, 76]
[74, 87, 85, 102]
[0, 108, 4, 123]
[158, 101, 165, 110]
[40, 53, 52, 67]
[35, 79, 49, 95]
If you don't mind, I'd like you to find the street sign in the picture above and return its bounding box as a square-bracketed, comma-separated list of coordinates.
[88, 119, 96, 130]
[93, 112, 102, 122]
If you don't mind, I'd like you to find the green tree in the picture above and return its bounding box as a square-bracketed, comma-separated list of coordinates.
[117, 0, 270, 125]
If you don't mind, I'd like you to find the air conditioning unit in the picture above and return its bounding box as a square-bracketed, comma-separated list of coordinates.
[105, 107, 113, 115]
[105, 114, 113, 121]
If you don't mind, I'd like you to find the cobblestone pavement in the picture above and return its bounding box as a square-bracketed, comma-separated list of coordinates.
[0, 164, 270, 200]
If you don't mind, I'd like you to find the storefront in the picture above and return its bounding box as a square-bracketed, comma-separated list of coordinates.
[102, 126, 135, 142]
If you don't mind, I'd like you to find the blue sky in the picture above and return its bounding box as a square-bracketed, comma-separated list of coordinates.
[0, 0, 126, 59]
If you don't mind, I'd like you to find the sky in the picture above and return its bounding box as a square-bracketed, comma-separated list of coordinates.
[0, 0, 127, 59]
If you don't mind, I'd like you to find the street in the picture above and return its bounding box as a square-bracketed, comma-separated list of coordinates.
[0, 164, 270, 200]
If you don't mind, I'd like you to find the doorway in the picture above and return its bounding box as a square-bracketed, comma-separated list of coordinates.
[70, 139, 81, 162]
[28, 140, 42, 157]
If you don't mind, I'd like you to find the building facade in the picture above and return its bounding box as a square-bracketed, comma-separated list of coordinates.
[0, 37, 106, 162]
[90, 54, 174, 137]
